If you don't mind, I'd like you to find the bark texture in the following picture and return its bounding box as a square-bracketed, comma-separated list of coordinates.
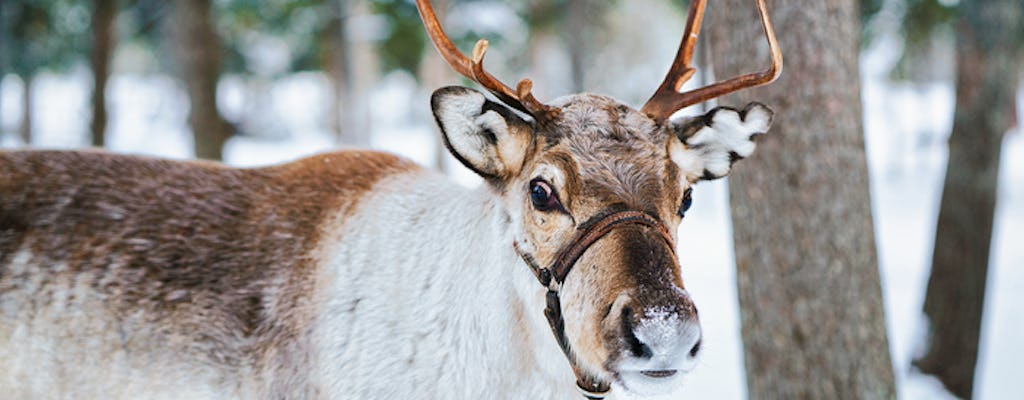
[913, 1, 1022, 398]
[170, 0, 233, 160]
[90, 0, 117, 148]
[706, 1, 896, 398]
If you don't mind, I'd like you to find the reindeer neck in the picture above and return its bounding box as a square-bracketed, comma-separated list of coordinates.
[312, 172, 575, 398]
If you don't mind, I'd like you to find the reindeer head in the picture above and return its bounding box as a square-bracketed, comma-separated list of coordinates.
[418, 0, 781, 396]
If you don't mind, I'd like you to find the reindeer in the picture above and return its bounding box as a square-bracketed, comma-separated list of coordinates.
[0, 0, 780, 398]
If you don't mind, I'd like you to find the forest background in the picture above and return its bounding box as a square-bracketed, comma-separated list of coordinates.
[2, 0, 1021, 399]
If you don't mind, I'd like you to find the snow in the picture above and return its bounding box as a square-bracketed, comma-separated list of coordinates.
[2, 41, 1022, 400]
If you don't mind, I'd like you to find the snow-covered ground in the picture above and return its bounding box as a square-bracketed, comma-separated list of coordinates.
[2, 43, 1021, 399]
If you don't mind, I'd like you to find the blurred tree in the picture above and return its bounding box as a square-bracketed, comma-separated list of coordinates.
[90, 0, 119, 148]
[1, 0, 88, 145]
[857, 0, 884, 46]
[322, 0, 348, 140]
[216, 0, 339, 76]
[333, 0, 375, 147]
[119, 0, 169, 69]
[388, 0, 524, 78]
[913, 1, 1023, 398]
[707, 1, 896, 398]
[891, 0, 956, 81]
[216, 0, 376, 146]
[169, 0, 234, 160]
[375, 0, 427, 75]
[562, 0, 613, 93]
[564, 0, 585, 92]
[524, 0, 614, 94]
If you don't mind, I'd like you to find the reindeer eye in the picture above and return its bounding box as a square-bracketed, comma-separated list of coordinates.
[529, 179, 561, 211]
[678, 188, 693, 218]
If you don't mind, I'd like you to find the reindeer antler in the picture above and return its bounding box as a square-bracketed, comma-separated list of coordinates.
[416, 0, 557, 119]
[641, 0, 783, 123]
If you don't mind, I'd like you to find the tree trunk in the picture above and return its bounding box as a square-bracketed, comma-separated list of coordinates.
[549, 0, 610, 94]
[565, 0, 587, 93]
[707, 1, 896, 398]
[90, 0, 117, 148]
[329, 0, 351, 143]
[322, 16, 343, 140]
[913, 1, 1021, 398]
[170, 0, 232, 160]
[333, 0, 374, 148]
[19, 75, 32, 146]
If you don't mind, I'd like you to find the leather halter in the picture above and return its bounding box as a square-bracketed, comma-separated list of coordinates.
[514, 210, 677, 399]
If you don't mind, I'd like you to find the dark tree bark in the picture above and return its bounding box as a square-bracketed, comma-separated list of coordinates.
[913, 1, 1022, 398]
[90, 0, 117, 148]
[170, 0, 232, 160]
[707, 1, 896, 398]
[19, 75, 32, 145]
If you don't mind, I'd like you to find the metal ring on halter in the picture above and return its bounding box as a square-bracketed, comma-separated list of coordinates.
[576, 383, 611, 400]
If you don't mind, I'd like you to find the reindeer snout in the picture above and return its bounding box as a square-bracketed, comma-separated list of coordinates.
[621, 304, 702, 362]
[606, 290, 702, 382]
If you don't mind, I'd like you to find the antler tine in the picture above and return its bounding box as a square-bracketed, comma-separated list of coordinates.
[469, 40, 538, 115]
[515, 79, 555, 118]
[641, 0, 783, 122]
[471, 41, 558, 119]
[416, 0, 554, 118]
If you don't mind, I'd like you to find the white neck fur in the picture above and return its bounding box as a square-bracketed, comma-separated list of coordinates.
[311, 171, 581, 399]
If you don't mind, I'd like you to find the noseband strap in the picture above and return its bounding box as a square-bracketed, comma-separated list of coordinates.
[514, 210, 677, 399]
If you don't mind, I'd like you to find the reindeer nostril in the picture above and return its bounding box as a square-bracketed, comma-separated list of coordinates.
[689, 338, 702, 357]
[621, 306, 653, 359]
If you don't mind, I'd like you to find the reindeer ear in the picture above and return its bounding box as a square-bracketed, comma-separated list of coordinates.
[668, 103, 773, 181]
[431, 86, 534, 180]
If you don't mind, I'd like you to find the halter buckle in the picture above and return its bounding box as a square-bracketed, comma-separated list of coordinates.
[538, 268, 552, 287]
[576, 382, 611, 399]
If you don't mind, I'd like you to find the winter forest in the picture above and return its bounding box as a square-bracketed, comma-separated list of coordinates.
[1, 0, 1022, 399]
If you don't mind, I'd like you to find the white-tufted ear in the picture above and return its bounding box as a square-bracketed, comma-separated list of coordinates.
[430, 86, 535, 181]
[668, 103, 774, 181]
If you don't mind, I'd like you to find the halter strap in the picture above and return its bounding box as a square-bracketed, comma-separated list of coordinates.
[515, 210, 677, 399]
